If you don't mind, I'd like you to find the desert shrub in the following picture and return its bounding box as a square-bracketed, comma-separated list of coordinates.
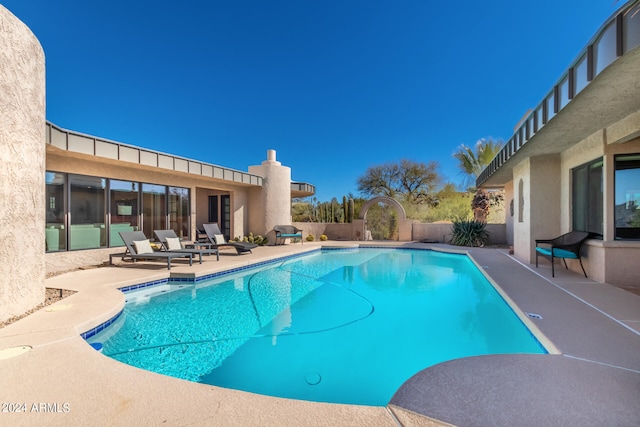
[235, 232, 268, 245]
[450, 220, 489, 247]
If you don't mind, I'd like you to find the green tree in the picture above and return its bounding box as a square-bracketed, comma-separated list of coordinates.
[357, 159, 442, 205]
[453, 138, 504, 190]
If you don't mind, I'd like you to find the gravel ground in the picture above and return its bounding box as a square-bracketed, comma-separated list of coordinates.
[0, 288, 76, 329]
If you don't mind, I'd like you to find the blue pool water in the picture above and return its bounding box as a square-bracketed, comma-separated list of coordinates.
[93, 248, 546, 406]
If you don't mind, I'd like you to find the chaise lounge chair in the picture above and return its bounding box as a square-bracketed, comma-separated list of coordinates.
[201, 223, 258, 254]
[154, 229, 219, 262]
[535, 231, 589, 277]
[110, 231, 193, 270]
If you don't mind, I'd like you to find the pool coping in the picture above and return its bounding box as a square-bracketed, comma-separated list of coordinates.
[1, 241, 639, 426]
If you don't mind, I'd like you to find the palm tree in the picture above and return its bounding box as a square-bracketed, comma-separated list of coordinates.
[453, 138, 504, 222]
[453, 138, 504, 190]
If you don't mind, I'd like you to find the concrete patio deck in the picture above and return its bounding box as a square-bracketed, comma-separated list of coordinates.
[1, 242, 639, 426]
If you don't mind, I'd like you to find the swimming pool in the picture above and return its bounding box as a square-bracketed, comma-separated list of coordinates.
[92, 248, 546, 406]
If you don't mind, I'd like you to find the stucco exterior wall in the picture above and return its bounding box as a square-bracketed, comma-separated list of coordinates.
[513, 159, 531, 262]
[606, 110, 640, 145]
[231, 189, 248, 239]
[512, 156, 562, 264]
[411, 223, 506, 245]
[45, 248, 125, 277]
[529, 156, 562, 263]
[0, 6, 46, 321]
[504, 181, 514, 246]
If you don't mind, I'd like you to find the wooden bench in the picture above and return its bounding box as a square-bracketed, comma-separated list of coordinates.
[273, 225, 303, 245]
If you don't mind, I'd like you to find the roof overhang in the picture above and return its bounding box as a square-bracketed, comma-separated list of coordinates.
[46, 122, 264, 187]
[291, 182, 316, 198]
[478, 3, 640, 188]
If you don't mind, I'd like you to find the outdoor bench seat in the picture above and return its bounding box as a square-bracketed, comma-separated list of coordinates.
[273, 225, 303, 245]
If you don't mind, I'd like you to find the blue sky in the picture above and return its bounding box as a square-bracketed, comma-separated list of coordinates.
[2, 0, 622, 201]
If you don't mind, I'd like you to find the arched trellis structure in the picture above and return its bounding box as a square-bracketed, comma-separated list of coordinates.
[358, 196, 406, 220]
[353, 196, 412, 241]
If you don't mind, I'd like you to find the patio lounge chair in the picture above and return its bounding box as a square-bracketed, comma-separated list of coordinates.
[154, 229, 220, 262]
[535, 231, 589, 277]
[201, 223, 258, 254]
[110, 231, 193, 270]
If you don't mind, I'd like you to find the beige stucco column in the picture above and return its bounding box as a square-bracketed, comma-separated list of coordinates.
[248, 150, 292, 235]
[513, 155, 561, 264]
[0, 6, 46, 321]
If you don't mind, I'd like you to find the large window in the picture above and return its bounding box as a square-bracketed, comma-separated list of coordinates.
[572, 159, 603, 238]
[69, 174, 106, 250]
[168, 186, 189, 238]
[615, 154, 640, 239]
[45, 172, 66, 251]
[142, 183, 167, 239]
[110, 180, 139, 246]
[45, 172, 191, 252]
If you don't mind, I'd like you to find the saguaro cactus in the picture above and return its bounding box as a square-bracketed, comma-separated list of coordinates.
[342, 196, 348, 223]
[348, 198, 354, 223]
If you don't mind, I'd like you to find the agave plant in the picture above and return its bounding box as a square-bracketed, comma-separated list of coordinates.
[450, 220, 489, 247]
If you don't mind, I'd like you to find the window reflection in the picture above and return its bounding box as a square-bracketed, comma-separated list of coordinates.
[594, 21, 617, 76]
[559, 76, 570, 110]
[536, 106, 543, 131]
[142, 183, 167, 239]
[45, 174, 192, 251]
[110, 180, 139, 246]
[615, 154, 640, 239]
[69, 175, 106, 250]
[574, 55, 589, 95]
[572, 159, 603, 238]
[45, 172, 66, 252]
[169, 186, 190, 239]
[623, 4, 640, 53]
[546, 93, 556, 122]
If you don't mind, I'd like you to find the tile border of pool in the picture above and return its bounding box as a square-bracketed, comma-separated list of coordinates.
[80, 309, 124, 340]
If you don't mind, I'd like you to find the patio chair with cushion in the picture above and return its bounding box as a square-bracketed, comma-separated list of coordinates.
[535, 231, 589, 277]
[201, 223, 258, 254]
[273, 225, 303, 245]
[154, 229, 219, 262]
[110, 231, 193, 270]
